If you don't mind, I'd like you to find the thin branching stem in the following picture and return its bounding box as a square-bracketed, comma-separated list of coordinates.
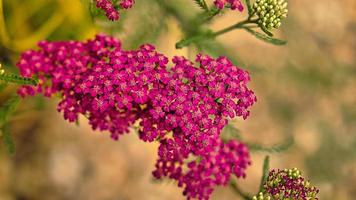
[176, 19, 257, 48]
[259, 155, 270, 192]
[212, 19, 257, 37]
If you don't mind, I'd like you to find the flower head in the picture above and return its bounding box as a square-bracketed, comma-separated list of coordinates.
[16, 34, 257, 200]
[153, 139, 251, 200]
[253, 168, 319, 200]
[253, 0, 288, 30]
[95, 0, 135, 21]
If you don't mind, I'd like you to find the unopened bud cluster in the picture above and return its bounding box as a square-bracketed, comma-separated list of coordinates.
[257, 168, 319, 200]
[286, 167, 301, 179]
[253, 0, 288, 30]
[252, 192, 271, 200]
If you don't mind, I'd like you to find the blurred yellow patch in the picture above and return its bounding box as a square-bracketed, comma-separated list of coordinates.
[0, 0, 96, 51]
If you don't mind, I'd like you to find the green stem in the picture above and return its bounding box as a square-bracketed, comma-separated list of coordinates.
[212, 19, 251, 36]
[259, 155, 270, 192]
[176, 19, 256, 49]
[230, 180, 253, 200]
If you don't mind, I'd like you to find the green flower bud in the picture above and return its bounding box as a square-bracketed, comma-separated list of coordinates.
[285, 167, 301, 179]
[252, 192, 272, 200]
[0, 64, 5, 75]
[253, 0, 288, 30]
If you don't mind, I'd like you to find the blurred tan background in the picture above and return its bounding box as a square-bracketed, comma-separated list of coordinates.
[0, 0, 355, 199]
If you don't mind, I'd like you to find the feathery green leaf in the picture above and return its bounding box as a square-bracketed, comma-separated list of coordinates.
[0, 96, 21, 126]
[260, 26, 274, 37]
[221, 124, 242, 142]
[244, 0, 253, 15]
[193, 0, 209, 12]
[247, 136, 294, 153]
[1, 125, 15, 154]
[244, 28, 287, 45]
[0, 73, 38, 85]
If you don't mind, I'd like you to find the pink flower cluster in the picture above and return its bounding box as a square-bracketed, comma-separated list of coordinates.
[16, 34, 256, 199]
[214, 0, 244, 11]
[95, 0, 135, 21]
[154, 139, 250, 199]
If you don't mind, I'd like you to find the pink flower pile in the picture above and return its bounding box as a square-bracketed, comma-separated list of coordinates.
[95, 0, 135, 21]
[16, 34, 256, 199]
[214, 0, 244, 11]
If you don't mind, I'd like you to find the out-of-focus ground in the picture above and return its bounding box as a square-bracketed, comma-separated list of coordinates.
[0, 0, 355, 199]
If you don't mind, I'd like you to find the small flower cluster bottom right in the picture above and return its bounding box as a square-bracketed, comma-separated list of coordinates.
[253, 168, 319, 200]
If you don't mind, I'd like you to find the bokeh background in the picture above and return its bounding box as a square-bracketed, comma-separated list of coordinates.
[0, 0, 355, 199]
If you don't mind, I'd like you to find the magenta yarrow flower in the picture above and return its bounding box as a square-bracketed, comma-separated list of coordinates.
[154, 139, 251, 199]
[120, 0, 135, 9]
[95, 0, 135, 21]
[214, 0, 244, 11]
[17, 34, 256, 199]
